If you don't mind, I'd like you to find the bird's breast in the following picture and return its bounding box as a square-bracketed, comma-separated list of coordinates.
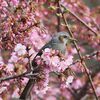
[51, 43, 66, 54]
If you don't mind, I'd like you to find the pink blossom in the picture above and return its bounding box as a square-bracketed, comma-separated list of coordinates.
[35, 11, 40, 17]
[59, 60, 68, 72]
[66, 76, 74, 87]
[41, 49, 51, 62]
[59, 55, 73, 72]
[29, 48, 36, 60]
[41, 33, 51, 42]
[30, 29, 45, 51]
[96, 86, 100, 96]
[71, 48, 77, 54]
[23, 58, 28, 64]
[46, 96, 56, 100]
[14, 43, 27, 56]
[72, 79, 83, 89]
[1, 1, 8, 7]
[61, 89, 72, 100]
[42, 54, 51, 65]
[11, 88, 19, 98]
[51, 56, 60, 68]
[48, 87, 60, 95]
[9, 53, 18, 63]
[44, 48, 51, 55]
[0, 0, 99, 99]
[43, 73, 49, 87]
[2, 81, 10, 86]
[6, 63, 14, 72]
[65, 55, 73, 66]
[0, 97, 3, 100]
[41, 86, 50, 94]
[0, 86, 7, 94]
[34, 86, 50, 95]
[11, 0, 19, 6]
[35, 56, 43, 65]
[21, 78, 29, 85]
[0, 56, 4, 66]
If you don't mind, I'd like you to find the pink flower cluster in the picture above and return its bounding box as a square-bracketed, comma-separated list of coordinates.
[32, 48, 74, 95]
[0, 43, 28, 98]
[0, 0, 99, 99]
[41, 48, 73, 72]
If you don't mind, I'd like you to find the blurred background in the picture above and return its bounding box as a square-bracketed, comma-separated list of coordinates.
[84, 0, 100, 8]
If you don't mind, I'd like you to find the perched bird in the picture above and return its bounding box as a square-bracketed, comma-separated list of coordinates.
[20, 32, 76, 100]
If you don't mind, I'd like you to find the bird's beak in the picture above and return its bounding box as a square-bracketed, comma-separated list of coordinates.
[68, 37, 77, 42]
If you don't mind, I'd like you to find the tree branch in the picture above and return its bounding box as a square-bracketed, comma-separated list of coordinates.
[68, 50, 99, 68]
[61, 5, 99, 37]
[56, 1, 61, 32]
[59, 5, 98, 100]
[0, 70, 31, 83]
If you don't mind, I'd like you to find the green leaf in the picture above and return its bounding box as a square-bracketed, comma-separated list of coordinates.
[48, 6, 57, 10]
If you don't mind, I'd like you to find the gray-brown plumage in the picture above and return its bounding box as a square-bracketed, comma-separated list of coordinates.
[20, 32, 75, 100]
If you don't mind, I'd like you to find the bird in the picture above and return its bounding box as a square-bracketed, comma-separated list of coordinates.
[19, 32, 76, 100]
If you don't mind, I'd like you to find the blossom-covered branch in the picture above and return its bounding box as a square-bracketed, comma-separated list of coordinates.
[0, 71, 31, 83]
[0, 0, 99, 99]
[0, 50, 99, 83]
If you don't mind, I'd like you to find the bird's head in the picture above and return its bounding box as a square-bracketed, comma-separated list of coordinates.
[54, 32, 76, 45]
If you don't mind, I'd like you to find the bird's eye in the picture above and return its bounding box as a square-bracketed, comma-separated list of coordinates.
[63, 35, 68, 38]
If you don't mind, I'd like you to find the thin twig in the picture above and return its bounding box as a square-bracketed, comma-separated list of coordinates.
[56, 1, 61, 32]
[77, 67, 100, 99]
[61, 5, 99, 37]
[19, 22, 40, 33]
[60, 5, 98, 100]
[5, 0, 11, 7]
[0, 70, 31, 83]
[11, 22, 40, 34]
[68, 51, 99, 68]
[91, 18, 100, 31]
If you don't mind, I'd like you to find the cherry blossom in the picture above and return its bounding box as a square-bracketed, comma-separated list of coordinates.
[0, 56, 4, 66]
[6, 63, 14, 72]
[8, 52, 18, 63]
[66, 76, 74, 87]
[10, 0, 19, 6]
[0, 0, 99, 99]
[14, 43, 27, 56]
[72, 79, 84, 90]
[11, 88, 20, 98]
[95, 86, 100, 96]
[0, 86, 7, 94]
